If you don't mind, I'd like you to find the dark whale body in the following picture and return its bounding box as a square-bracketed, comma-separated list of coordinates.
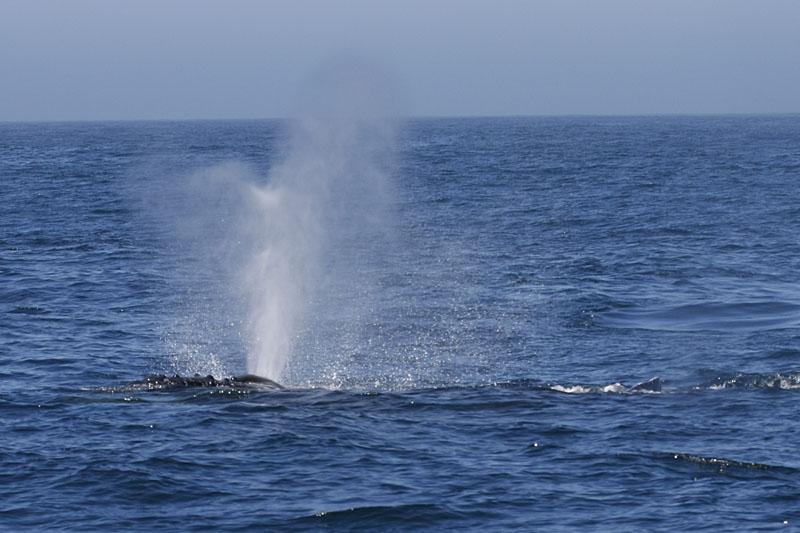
[124, 373, 283, 391]
[628, 376, 661, 393]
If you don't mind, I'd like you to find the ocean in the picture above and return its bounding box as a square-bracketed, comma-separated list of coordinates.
[2, 115, 799, 531]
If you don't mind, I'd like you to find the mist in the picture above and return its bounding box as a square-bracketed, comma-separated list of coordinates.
[155, 62, 399, 383]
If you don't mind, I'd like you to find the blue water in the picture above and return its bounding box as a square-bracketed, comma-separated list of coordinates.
[2, 116, 800, 531]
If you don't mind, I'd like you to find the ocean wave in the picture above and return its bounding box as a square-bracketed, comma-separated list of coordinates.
[670, 453, 798, 474]
[290, 503, 465, 529]
[550, 382, 630, 394]
[600, 300, 800, 332]
[705, 371, 800, 390]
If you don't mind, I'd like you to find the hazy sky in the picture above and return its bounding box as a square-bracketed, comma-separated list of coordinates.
[1, 0, 799, 121]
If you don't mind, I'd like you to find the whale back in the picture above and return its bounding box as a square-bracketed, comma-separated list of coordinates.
[628, 376, 661, 392]
[232, 374, 283, 389]
[120, 374, 283, 391]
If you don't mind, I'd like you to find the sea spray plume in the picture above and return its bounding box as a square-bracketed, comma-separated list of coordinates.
[153, 161, 266, 379]
[240, 152, 327, 381]
[148, 63, 400, 383]
[149, 157, 321, 382]
[242, 62, 400, 383]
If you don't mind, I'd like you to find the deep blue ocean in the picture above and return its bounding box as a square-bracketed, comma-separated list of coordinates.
[2, 115, 800, 531]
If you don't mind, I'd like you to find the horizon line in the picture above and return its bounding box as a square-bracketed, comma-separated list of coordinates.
[2, 111, 799, 125]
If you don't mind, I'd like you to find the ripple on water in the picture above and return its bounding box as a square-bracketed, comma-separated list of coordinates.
[600, 300, 800, 332]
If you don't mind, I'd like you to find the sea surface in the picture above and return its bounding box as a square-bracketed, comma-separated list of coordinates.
[2, 115, 800, 531]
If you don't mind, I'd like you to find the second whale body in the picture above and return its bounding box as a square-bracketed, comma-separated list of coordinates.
[123, 373, 283, 391]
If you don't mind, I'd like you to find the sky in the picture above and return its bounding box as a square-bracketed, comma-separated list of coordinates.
[1, 0, 799, 121]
